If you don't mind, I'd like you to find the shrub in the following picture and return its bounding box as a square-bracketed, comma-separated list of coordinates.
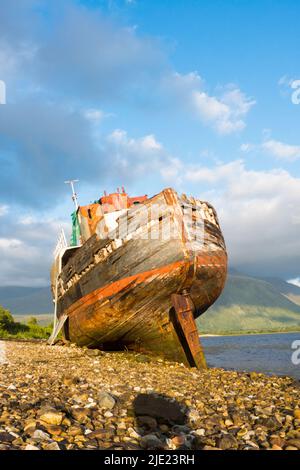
[0, 306, 14, 329]
[0, 305, 52, 340]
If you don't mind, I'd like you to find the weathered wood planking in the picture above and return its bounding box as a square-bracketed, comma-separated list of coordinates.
[52, 188, 228, 368]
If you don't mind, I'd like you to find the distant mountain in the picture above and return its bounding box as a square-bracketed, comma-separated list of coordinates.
[1, 271, 300, 333]
[197, 273, 300, 333]
[0, 286, 52, 315]
[261, 277, 300, 306]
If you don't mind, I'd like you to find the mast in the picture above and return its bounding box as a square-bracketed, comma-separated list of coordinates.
[65, 180, 79, 210]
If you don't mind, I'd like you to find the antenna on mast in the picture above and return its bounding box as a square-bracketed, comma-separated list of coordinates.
[65, 180, 79, 210]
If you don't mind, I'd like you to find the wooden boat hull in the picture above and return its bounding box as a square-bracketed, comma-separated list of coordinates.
[53, 188, 227, 367]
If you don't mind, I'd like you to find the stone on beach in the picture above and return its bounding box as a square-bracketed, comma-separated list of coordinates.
[32, 430, 52, 441]
[0, 432, 15, 443]
[133, 394, 186, 424]
[294, 409, 300, 420]
[0, 340, 299, 451]
[218, 434, 239, 450]
[98, 392, 116, 410]
[140, 434, 165, 449]
[25, 444, 40, 450]
[39, 411, 64, 426]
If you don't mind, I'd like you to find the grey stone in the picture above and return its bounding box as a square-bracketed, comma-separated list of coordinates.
[133, 394, 186, 424]
[217, 434, 238, 450]
[98, 392, 116, 410]
[140, 434, 164, 450]
[32, 430, 52, 441]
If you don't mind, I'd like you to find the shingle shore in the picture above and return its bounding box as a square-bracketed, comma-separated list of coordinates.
[0, 341, 299, 451]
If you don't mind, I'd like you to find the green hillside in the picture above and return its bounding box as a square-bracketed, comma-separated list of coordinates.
[197, 274, 300, 334]
[262, 277, 300, 306]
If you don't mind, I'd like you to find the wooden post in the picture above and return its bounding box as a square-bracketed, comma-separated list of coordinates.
[171, 292, 207, 369]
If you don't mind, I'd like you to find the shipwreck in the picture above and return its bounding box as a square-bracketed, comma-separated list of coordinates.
[50, 187, 227, 368]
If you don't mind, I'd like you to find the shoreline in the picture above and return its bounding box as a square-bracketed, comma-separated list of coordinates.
[200, 330, 300, 338]
[0, 340, 299, 450]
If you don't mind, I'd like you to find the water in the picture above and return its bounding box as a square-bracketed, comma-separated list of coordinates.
[201, 332, 300, 380]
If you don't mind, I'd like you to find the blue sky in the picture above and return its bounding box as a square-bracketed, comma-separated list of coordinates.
[0, 0, 299, 286]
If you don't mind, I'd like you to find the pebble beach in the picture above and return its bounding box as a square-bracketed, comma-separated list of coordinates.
[0, 340, 299, 451]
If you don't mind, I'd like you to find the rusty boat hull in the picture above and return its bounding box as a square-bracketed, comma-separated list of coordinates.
[51, 188, 227, 368]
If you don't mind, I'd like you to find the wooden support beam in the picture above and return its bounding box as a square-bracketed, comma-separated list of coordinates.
[48, 314, 68, 346]
[171, 292, 207, 369]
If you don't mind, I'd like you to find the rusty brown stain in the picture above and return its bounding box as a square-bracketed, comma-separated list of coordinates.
[65, 260, 186, 317]
[171, 292, 207, 369]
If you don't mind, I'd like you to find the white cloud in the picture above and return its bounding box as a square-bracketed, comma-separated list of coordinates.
[240, 143, 254, 153]
[84, 109, 105, 123]
[220, 165, 300, 273]
[241, 137, 300, 161]
[0, 42, 19, 78]
[140, 135, 162, 151]
[288, 278, 300, 288]
[278, 75, 294, 87]
[262, 139, 300, 161]
[0, 211, 70, 287]
[184, 160, 243, 184]
[84, 108, 115, 123]
[108, 129, 162, 152]
[0, 205, 8, 217]
[193, 88, 256, 135]
[193, 92, 232, 123]
[164, 72, 255, 135]
[104, 129, 169, 182]
[18, 215, 35, 225]
[160, 157, 183, 183]
[162, 158, 300, 277]
[0, 238, 22, 249]
[165, 71, 203, 94]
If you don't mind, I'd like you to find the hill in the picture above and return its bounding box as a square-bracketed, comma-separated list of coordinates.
[261, 277, 300, 306]
[0, 286, 53, 315]
[197, 273, 300, 334]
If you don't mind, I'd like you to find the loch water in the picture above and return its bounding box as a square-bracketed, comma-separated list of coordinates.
[201, 332, 300, 380]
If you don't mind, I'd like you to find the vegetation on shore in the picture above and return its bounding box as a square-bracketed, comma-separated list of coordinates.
[0, 305, 52, 340]
[200, 326, 300, 336]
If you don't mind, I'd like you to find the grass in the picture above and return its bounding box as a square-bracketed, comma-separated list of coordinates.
[199, 326, 300, 336]
[0, 323, 52, 340]
[197, 304, 300, 334]
[0, 306, 52, 340]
